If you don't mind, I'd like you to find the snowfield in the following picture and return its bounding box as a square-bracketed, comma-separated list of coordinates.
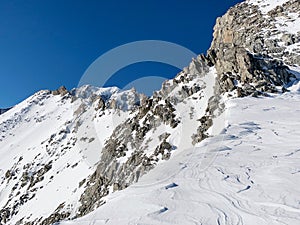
[61, 90, 300, 225]
[0, 87, 137, 224]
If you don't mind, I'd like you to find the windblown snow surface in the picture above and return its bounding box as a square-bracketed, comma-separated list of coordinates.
[61, 85, 300, 225]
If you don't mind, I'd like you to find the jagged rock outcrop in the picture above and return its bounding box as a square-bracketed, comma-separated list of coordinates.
[76, 57, 211, 218]
[51, 86, 69, 96]
[209, 0, 300, 66]
[207, 0, 299, 96]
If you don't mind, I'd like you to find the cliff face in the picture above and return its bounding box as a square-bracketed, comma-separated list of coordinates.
[207, 0, 299, 96]
[211, 0, 299, 66]
[0, 1, 299, 225]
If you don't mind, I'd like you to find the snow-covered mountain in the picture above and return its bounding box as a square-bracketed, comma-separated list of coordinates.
[0, 0, 299, 224]
[60, 88, 300, 225]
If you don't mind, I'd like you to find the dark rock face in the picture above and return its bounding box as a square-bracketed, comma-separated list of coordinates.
[51, 86, 69, 96]
[207, 0, 298, 96]
[0, 108, 11, 115]
[39, 203, 70, 225]
[95, 96, 106, 111]
[210, 0, 300, 66]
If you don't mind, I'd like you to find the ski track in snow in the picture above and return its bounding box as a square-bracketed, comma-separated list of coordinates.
[61, 92, 300, 225]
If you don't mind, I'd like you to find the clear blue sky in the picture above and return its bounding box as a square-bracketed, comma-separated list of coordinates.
[0, 0, 243, 108]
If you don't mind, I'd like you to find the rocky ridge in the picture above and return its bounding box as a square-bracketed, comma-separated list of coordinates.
[0, 0, 299, 224]
[76, 58, 216, 218]
[206, 0, 299, 96]
[72, 0, 299, 220]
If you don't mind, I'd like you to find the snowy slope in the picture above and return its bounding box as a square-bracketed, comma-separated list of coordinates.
[60, 88, 300, 225]
[0, 0, 299, 224]
[0, 64, 219, 224]
[0, 87, 142, 224]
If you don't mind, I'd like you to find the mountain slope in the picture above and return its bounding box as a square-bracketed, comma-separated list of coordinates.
[61, 90, 300, 225]
[0, 0, 299, 224]
[0, 87, 144, 224]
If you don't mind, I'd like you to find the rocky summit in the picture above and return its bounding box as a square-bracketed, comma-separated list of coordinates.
[0, 0, 299, 225]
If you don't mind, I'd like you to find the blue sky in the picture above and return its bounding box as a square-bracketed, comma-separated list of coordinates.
[0, 0, 243, 108]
